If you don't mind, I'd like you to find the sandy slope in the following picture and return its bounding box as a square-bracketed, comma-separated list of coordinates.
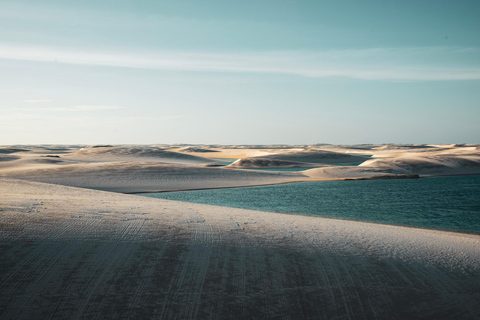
[250, 149, 369, 164]
[225, 157, 322, 169]
[304, 146, 480, 180]
[1, 161, 305, 193]
[360, 152, 480, 176]
[1, 178, 479, 319]
[64, 146, 214, 164]
[303, 166, 419, 180]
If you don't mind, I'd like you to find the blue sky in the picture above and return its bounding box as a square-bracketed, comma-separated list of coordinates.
[1, 0, 479, 144]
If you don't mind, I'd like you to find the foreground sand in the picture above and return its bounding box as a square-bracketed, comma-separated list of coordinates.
[1, 178, 479, 319]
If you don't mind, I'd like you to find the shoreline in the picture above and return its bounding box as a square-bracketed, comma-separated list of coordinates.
[126, 172, 480, 195]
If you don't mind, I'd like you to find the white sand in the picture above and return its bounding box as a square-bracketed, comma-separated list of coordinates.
[2, 145, 479, 189]
[1, 143, 480, 319]
[64, 146, 215, 164]
[1, 177, 479, 319]
[225, 157, 322, 168]
[249, 149, 370, 164]
[1, 161, 305, 193]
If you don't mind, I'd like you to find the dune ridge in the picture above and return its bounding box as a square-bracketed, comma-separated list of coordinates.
[1, 144, 480, 192]
[251, 149, 369, 164]
[1, 161, 304, 193]
[65, 146, 214, 164]
[226, 157, 322, 168]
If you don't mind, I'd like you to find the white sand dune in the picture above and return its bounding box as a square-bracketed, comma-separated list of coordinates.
[304, 146, 480, 180]
[178, 146, 220, 153]
[0, 147, 31, 154]
[65, 146, 214, 164]
[303, 166, 419, 180]
[226, 157, 322, 168]
[2, 144, 479, 190]
[252, 149, 369, 164]
[1, 144, 480, 319]
[1, 178, 479, 319]
[0, 155, 20, 162]
[2, 161, 305, 193]
[173, 147, 306, 160]
[360, 153, 480, 176]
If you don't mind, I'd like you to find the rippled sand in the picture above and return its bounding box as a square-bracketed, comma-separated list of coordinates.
[1, 178, 479, 319]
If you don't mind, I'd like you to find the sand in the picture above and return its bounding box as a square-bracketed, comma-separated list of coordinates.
[1, 161, 305, 193]
[1, 177, 479, 319]
[225, 157, 323, 169]
[2, 145, 479, 190]
[1, 144, 480, 319]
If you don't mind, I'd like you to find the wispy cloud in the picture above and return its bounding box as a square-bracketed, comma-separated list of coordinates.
[1, 44, 479, 81]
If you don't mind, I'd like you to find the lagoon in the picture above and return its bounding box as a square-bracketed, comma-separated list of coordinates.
[140, 175, 480, 235]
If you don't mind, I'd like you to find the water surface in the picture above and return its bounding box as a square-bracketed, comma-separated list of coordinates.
[141, 175, 480, 235]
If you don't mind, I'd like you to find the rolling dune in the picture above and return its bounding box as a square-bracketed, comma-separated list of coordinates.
[1, 161, 305, 193]
[225, 157, 322, 169]
[64, 146, 214, 164]
[251, 149, 369, 164]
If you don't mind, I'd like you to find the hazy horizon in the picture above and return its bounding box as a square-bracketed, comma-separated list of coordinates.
[1, 1, 479, 145]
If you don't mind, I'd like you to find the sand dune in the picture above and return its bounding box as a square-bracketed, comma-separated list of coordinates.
[226, 157, 322, 168]
[303, 166, 418, 180]
[252, 149, 369, 164]
[305, 153, 480, 180]
[1, 144, 479, 190]
[1, 144, 480, 319]
[0, 155, 20, 162]
[1, 178, 479, 319]
[0, 147, 30, 154]
[178, 146, 220, 153]
[2, 161, 305, 193]
[65, 146, 214, 164]
[360, 153, 480, 176]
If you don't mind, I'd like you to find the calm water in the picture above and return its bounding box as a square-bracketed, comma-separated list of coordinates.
[140, 175, 480, 235]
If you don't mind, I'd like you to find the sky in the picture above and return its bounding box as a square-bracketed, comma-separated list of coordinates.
[1, 0, 479, 145]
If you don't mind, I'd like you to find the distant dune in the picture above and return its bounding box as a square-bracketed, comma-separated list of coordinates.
[178, 146, 219, 153]
[0, 155, 20, 162]
[226, 157, 321, 168]
[65, 146, 214, 164]
[1, 144, 479, 190]
[251, 149, 369, 164]
[1, 161, 304, 193]
[360, 153, 480, 176]
[0, 147, 30, 154]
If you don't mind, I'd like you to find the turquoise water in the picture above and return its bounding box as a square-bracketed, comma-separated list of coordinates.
[140, 175, 480, 235]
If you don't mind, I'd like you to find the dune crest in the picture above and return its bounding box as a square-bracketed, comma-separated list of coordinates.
[251, 149, 369, 164]
[226, 157, 322, 168]
[65, 146, 214, 164]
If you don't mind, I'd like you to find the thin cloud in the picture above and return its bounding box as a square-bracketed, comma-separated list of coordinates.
[1, 44, 479, 81]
